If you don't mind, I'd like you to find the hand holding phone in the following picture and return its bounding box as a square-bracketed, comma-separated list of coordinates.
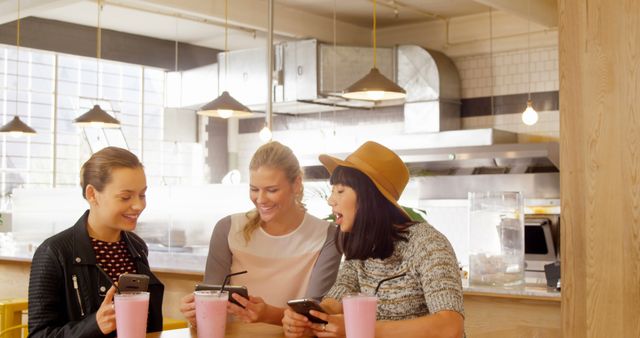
[195, 284, 249, 308]
[287, 298, 328, 324]
[117, 273, 149, 293]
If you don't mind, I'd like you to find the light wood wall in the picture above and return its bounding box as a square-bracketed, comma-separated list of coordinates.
[559, 0, 640, 337]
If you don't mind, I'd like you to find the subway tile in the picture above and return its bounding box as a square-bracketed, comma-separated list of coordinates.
[511, 54, 520, 65]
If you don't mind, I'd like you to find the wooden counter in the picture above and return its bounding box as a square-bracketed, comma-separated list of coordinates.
[147, 323, 284, 338]
[1, 256, 560, 337]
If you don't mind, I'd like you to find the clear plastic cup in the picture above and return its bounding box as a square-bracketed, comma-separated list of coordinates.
[114, 291, 149, 338]
[342, 293, 377, 338]
[194, 290, 228, 338]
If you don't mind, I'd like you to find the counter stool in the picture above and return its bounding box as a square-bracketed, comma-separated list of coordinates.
[0, 299, 28, 338]
[162, 317, 188, 331]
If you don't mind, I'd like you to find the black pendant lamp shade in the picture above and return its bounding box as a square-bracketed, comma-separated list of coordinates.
[197, 91, 252, 118]
[73, 104, 120, 128]
[343, 67, 406, 101]
[0, 116, 36, 135]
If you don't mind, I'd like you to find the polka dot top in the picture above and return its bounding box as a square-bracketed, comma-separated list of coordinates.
[91, 237, 137, 283]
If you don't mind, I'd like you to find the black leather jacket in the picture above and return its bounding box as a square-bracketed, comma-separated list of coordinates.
[28, 210, 164, 337]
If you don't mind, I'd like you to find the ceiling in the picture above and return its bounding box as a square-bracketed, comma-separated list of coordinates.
[274, 0, 488, 28]
[0, 0, 557, 51]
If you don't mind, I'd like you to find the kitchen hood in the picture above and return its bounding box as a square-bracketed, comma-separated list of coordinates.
[301, 136, 560, 200]
[204, 40, 460, 118]
[301, 130, 558, 177]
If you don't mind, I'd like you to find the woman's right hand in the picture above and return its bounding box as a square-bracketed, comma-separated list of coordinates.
[179, 293, 197, 328]
[96, 286, 117, 334]
[282, 307, 313, 337]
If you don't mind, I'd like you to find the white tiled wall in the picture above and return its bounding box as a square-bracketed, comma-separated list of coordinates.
[454, 46, 559, 98]
[462, 110, 559, 142]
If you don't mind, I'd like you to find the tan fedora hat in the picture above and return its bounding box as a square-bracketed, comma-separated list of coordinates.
[319, 141, 411, 220]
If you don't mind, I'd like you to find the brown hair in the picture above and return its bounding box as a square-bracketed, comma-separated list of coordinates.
[80, 147, 144, 199]
[243, 141, 305, 242]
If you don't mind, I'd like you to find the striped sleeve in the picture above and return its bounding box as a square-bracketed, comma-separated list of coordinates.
[411, 224, 465, 316]
[324, 258, 360, 301]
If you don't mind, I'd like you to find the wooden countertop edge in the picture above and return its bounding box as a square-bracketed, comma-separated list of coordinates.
[0, 256, 205, 276]
[463, 290, 561, 302]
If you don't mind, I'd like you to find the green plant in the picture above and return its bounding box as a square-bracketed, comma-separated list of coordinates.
[323, 206, 427, 223]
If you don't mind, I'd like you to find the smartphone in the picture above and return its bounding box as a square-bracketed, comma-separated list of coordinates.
[118, 273, 149, 293]
[287, 298, 328, 324]
[195, 284, 249, 308]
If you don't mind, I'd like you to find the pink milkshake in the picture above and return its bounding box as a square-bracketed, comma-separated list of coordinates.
[114, 292, 149, 338]
[195, 290, 228, 338]
[343, 294, 377, 338]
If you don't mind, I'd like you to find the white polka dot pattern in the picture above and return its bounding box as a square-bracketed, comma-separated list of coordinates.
[91, 237, 137, 282]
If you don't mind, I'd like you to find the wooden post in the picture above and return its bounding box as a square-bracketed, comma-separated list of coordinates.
[559, 0, 640, 337]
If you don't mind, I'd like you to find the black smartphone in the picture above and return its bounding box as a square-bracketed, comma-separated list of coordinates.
[195, 284, 249, 308]
[287, 298, 328, 324]
[118, 273, 149, 292]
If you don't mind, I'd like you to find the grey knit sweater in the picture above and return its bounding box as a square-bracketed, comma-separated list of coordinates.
[325, 222, 464, 320]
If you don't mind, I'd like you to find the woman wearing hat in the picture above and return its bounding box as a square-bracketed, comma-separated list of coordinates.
[282, 141, 464, 338]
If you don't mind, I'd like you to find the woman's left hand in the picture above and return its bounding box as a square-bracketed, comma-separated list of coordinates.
[307, 310, 346, 338]
[227, 293, 267, 323]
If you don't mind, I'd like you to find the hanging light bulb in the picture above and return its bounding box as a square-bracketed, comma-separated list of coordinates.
[217, 109, 234, 119]
[259, 0, 274, 143]
[0, 0, 37, 136]
[259, 125, 272, 142]
[521, 0, 538, 126]
[522, 99, 538, 125]
[197, 0, 251, 118]
[342, 0, 405, 101]
[73, 0, 120, 128]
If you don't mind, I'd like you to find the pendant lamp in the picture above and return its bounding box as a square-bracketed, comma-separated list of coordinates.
[342, 0, 405, 101]
[521, 0, 538, 126]
[198, 0, 251, 118]
[0, 0, 36, 136]
[73, 0, 120, 128]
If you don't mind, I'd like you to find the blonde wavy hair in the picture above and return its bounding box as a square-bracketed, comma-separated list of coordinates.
[243, 141, 305, 243]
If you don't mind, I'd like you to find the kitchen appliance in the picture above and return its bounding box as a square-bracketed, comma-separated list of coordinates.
[524, 214, 560, 278]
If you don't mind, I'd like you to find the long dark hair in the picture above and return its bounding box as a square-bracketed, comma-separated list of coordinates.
[330, 166, 412, 260]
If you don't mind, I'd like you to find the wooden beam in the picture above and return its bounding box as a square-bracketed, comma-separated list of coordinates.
[473, 0, 558, 28]
[559, 0, 640, 337]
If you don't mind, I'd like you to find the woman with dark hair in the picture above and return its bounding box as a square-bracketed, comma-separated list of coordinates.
[282, 141, 464, 338]
[28, 147, 164, 337]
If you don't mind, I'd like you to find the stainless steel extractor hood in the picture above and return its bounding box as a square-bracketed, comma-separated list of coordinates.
[205, 40, 461, 116]
[301, 135, 560, 200]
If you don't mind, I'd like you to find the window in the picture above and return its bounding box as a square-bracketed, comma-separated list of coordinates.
[0, 44, 203, 209]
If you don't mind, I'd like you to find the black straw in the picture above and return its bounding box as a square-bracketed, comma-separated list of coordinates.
[374, 273, 406, 295]
[96, 264, 120, 294]
[220, 270, 247, 293]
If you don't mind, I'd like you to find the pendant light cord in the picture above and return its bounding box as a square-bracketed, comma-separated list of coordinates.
[489, 8, 494, 117]
[266, 0, 273, 131]
[174, 18, 178, 73]
[527, 0, 531, 101]
[332, 0, 337, 128]
[372, 0, 377, 68]
[224, 0, 228, 91]
[15, 0, 21, 112]
[96, 0, 102, 102]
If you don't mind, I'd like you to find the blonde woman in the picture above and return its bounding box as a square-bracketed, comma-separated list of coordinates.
[28, 147, 164, 337]
[180, 141, 341, 326]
